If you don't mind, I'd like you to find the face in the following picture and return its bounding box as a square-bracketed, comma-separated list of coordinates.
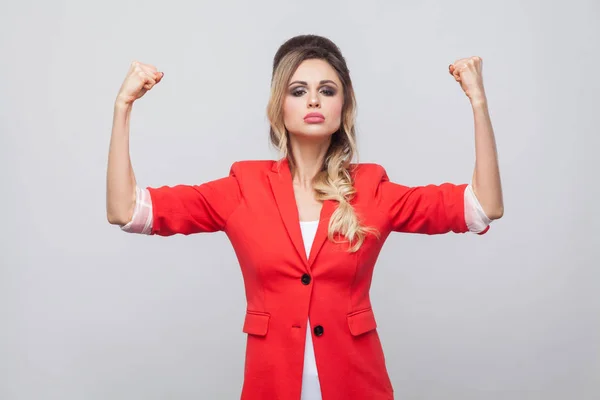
[283, 58, 344, 140]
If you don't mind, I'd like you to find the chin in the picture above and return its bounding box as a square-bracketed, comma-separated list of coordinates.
[289, 125, 337, 139]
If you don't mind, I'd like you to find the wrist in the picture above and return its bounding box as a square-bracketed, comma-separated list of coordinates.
[470, 94, 488, 108]
[114, 95, 134, 111]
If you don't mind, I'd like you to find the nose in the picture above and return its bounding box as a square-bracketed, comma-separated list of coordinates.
[308, 92, 320, 108]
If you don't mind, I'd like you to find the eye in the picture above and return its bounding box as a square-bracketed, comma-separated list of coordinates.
[320, 87, 336, 96]
[291, 88, 306, 97]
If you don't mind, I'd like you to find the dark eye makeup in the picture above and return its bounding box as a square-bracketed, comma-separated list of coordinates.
[290, 86, 337, 97]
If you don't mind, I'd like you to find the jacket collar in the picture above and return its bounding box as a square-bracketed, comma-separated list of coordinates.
[268, 157, 337, 272]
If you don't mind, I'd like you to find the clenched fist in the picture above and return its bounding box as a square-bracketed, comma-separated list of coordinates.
[449, 57, 486, 104]
[116, 61, 164, 106]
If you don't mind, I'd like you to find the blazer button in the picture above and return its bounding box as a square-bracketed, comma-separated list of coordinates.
[313, 325, 324, 336]
[301, 274, 311, 285]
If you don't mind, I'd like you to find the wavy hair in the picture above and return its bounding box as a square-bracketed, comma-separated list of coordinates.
[267, 35, 380, 252]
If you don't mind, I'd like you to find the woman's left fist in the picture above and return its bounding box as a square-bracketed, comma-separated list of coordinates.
[449, 56, 486, 104]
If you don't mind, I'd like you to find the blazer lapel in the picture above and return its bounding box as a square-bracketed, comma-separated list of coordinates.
[268, 158, 309, 266]
[268, 158, 339, 272]
[306, 198, 336, 270]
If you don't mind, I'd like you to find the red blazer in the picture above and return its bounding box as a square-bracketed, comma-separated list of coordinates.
[147, 158, 482, 399]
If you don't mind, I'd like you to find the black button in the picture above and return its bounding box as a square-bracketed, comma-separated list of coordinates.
[313, 325, 324, 336]
[301, 274, 311, 285]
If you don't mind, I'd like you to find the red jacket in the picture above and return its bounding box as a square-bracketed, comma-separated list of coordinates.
[147, 158, 478, 399]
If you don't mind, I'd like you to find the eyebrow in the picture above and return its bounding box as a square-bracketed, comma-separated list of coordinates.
[288, 80, 339, 87]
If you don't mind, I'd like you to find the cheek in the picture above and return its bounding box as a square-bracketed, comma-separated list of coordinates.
[283, 97, 301, 122]
[329, 97, 344, 121]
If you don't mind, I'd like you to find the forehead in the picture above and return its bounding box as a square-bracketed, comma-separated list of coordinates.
[290, 59, 340, 83]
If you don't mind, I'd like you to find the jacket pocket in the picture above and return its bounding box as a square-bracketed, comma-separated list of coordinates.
[347, 307, 377, 336]
[242, 310, 271, 336]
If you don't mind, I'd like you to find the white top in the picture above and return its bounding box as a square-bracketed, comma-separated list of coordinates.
[298, 220, 322, 400]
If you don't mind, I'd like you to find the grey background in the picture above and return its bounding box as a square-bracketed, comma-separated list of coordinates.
[1, 0, 598, 399]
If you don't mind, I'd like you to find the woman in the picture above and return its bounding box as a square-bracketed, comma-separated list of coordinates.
[106, 35, 503, 400]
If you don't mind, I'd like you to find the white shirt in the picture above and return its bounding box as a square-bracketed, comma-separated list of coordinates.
[299, 220, 322, 400]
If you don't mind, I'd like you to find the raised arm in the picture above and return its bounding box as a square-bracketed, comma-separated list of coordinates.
[106, 61, 163, 226]
[449, 57, 504, 220]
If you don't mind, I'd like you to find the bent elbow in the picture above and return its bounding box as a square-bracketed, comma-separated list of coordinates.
[487, 206, 504, 221]
[106, 212, 130, 227]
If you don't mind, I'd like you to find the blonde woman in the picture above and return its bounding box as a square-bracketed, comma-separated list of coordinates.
[106, 34, 503, 400]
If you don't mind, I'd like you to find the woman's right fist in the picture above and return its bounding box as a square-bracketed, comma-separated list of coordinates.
[116, 61, 164, 106]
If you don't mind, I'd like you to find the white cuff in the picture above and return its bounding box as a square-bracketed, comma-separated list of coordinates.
[120, 186, 153, 235]
[464, 183, 492, 234]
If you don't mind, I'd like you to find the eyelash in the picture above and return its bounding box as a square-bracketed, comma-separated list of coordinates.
[290, 87, 336, 97]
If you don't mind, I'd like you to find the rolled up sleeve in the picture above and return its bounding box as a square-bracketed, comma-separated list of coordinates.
[146, 162, 242, 236]
[375, 165, 470, 234]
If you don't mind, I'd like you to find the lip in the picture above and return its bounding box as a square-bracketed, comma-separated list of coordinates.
[304, 112, 325, 123]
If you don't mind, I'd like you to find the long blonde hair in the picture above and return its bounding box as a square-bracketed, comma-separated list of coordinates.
[267, 35, 380, 252]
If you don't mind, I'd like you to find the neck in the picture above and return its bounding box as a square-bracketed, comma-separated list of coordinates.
[288, 134, 331, 190]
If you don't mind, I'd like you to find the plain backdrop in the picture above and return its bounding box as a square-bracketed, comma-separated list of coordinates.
[1, 0, 598, 399]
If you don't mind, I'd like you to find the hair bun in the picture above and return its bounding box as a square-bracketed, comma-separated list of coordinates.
[272, 34, 344, 73]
